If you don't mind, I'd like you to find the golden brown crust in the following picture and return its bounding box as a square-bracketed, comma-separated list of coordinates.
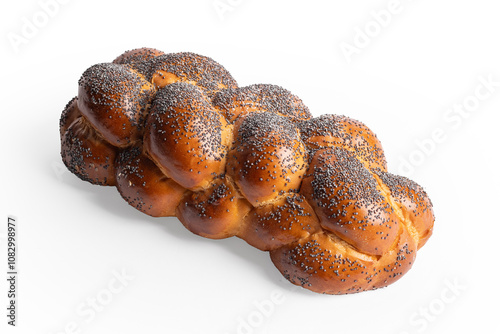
[150, 52, 238, 97]
[298, 114, 387, 171]
[176, 176, 252, 239]
[61, 117, 117, 186]
[238, 194, 321, 251]
[227, 112, 307, 205]
[59, 97, 81, 139]
[115, 146, 186, 217]
[78, 63, 156, 147]
[270, 225, 417, 294]
[371, 226, 417, 289]
[143, 82, 231, 190]
[373, 170, 434, 249]
[212, 84, 312, 123]
[301, 148, 399, 256]
[270, 232, 378, 294]
[60, 48, 435, 295]
[113, 47, 165, 79]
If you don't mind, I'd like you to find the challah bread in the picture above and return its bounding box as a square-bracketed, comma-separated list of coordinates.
[143, 82, 232, 190]
[115, 146, 186, 217]
[113, 47, 165, 79]
[60, 97, 118, 186]
[238, 193, 321, 251]
[59, 47, 434, 294]
[212, 84, 312, 123]
[177, 175, 253, 239]
[59, 97, 81, 138]
[227, 112, 308, 205]
[78, 63, 157, 148]
[372, 170, 434, 249]
[301, 147, 399, 256]
[149, 52, 238, 96]
[298, 114, 387, 171]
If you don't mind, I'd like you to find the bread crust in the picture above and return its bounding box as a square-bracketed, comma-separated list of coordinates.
[212, 84, 312, 123]
[61, 116, 117, 186]
[143, 82, 231, 190]
[115, 146, 185, 217]
[60, 47, 435, 294]
[78, 63, 156, 147]
[227, 112, 307, 205]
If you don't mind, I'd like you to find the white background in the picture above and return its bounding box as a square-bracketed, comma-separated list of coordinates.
[1, 0, 499, 333]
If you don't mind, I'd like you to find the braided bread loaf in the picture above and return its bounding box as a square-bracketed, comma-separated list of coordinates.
[60, 48, 434, 294]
